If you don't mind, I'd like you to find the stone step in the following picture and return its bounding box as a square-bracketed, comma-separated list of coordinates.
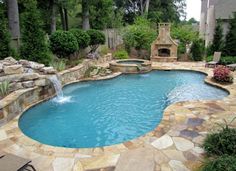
[114, 148, 155, 171]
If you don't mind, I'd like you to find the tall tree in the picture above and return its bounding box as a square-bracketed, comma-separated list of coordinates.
[20, 0, 51, 64]
[145, 0, 150, 13]
[6, 0, 20, 46]
[50, 0, 57, 33]
[82, 0, 90, 30]
[0, 3, 12, 59]
[56, 0, 78, 31]
[224, 12, 236, 56]
[90, 0, 114, 30]
[114, 0, 186, 24]
[209, 20, 224, 55]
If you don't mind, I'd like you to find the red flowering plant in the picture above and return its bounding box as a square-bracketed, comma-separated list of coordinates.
[213, 65, 234, 83]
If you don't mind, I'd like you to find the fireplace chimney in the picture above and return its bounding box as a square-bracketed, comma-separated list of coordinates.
[151, 23, 178, 62]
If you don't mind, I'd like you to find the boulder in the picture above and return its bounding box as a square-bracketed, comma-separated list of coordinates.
[22, 81, 35, 88]
[41, 67, 57, 74]
[3, 65, 24, 75]
[19, 59, 30, 66]
[21, 73, 40, 81]
[9, 82, 23, 91]
[0, 63, 3, 72]
[0, 73, 38, 83]
[4, 57, 18, 65]
[24, 68, 34, 74]
[34, 79, 48, 87]
[29, 61, 45, 70]
[0, 75, 21, 82]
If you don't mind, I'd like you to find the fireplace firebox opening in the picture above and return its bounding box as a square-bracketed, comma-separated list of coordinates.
[158, 48, 170, 57]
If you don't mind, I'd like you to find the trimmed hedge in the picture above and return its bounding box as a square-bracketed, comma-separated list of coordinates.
[87, 29, 106, 52]
[49, 31, 78, 58]
[69, 29, 90, 49]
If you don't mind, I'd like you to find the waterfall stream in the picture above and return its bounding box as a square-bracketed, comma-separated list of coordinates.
[49, 75, 71, 103]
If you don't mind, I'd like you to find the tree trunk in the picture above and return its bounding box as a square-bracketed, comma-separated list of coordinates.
[50, 0, 57, 33]
[140, 0, 144, 15]
[64, 8, 69, 31]
[82, 0, 90, 30]
[145, 0, 150, 14]
[59, 7, 66, 30]
[7, 0, 20, 46]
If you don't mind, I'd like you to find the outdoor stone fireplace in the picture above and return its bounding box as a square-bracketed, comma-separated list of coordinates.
[151, 23, 178, 62]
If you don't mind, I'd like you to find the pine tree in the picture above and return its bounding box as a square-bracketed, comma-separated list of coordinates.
[20, 0, 51, 64]
[224, 12, 236, 56]
[0, 4, 12, 59]
[209, 20, 224, 55]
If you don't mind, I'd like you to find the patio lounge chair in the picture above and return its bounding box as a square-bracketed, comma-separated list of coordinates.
[227, 63, 236, 71]
[0, 153, 36, 171]
[205, 52, 222, 68]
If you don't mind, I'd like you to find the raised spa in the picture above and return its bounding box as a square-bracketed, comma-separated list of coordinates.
[109, 59, 152, 73]
[19, 71, 228, 148]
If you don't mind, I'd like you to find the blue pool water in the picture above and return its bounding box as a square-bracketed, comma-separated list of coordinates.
[19, 71, 228, 148]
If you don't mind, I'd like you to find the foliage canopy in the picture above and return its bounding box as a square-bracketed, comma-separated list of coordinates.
[20, 0, 51, 65]
[50, 30, 78, 58]
[0, 4, 12, 59]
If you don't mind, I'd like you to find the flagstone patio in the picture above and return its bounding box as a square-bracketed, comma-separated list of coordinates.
[1, 62, 236, 171]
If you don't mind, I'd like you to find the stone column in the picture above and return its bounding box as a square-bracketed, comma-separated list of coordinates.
[205, 5, 216, 47]
[199, 12, 206, 39]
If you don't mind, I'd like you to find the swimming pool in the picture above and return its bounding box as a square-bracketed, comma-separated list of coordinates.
[19, 71, 228, 148]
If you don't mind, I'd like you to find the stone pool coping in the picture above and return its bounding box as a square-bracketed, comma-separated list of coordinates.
[1, 62, 236, 171]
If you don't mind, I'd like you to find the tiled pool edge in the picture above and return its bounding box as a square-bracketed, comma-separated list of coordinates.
[0, 62, 236, 171]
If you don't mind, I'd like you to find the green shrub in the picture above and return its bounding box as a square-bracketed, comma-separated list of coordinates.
[99, 45, 109, 55]
[178, 42, 187, 55]
[208, 21, 224, 56]
[69, 29, 90, 49]
[206, 56, 236, 65]
[113, 50, 129, 59]
[206, 55, 213, 62]
[201, 155, 236, 171]
[171, 24, 199, 56]
[0, 81, 10, 97]
[66, 58, 83, 68]
[171, 24, 199, 45]
[20, 0, 51, 65]
[223, 13, 236, 56]
[220, 56, 236, 65]
[50, 30, 78, 58]
[203, 126, 236, 156]
[50, 60, 66, 71]
[0, 5, 12, 59]
[190, 39, 205, 61]
[86, 29, 106, 53]
[123, 17, 156, 52]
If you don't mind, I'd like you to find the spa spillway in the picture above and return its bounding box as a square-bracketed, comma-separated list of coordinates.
[109, 59, 152, 73]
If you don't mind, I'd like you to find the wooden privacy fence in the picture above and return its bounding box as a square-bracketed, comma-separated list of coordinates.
[102, 29, 123, 49]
